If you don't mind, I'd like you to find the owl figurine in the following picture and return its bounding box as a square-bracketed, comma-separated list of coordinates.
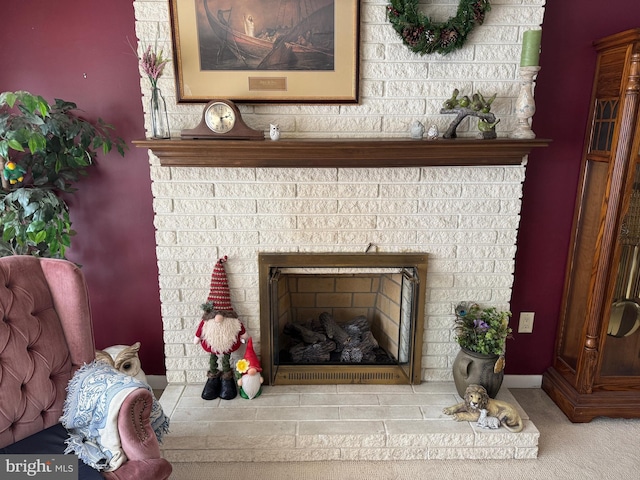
[95, 341, 148, 384]
[426, 125, 439, 140]
[269, 123, 280, 141]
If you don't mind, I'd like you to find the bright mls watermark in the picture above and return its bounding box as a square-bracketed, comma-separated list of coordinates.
[1, 455, 77, 479]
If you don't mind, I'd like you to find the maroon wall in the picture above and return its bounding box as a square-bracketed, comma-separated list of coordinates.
[1, 1, 165, 374]
[2, 1, 638, 376]
[509, 1, 640, 373]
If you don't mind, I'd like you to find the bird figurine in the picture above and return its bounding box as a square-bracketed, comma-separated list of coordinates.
[478, 118, 500, 132]
[3, 161, 26, 185]
[426, 125, 439, 140]
[443, 88, 460, 109]
[269, 123, 280, 141]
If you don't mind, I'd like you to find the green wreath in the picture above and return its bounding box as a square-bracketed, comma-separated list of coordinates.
[387, 0, 491, 56]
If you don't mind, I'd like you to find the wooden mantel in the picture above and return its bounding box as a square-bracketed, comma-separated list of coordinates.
[133, 137, 550, 168]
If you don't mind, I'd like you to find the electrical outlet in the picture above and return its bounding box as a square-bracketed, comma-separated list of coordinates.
[518, 312, 535, 333]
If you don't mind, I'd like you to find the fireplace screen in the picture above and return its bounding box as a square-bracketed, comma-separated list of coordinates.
[259, 253, 427, 385]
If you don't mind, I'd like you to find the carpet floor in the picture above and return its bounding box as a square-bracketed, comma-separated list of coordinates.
[168, 388, 639, 479]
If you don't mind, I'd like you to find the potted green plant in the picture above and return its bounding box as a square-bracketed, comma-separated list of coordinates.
[0, 91, 125, 258]
[452, 302, 513, 398]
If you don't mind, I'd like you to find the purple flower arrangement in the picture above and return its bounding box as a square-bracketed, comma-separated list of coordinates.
[454, 302, 512, 356]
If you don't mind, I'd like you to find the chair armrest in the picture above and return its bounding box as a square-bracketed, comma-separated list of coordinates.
[111, 388, 172, 479]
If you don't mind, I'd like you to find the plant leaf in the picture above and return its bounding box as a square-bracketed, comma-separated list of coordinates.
[8, 139, 24, 152]
[26, 219, 46, 232]
[33, 230, 47, 244]
[23, 202, 40, 217]
[61, 233, 71, 247]
[27, 132, 47, 153]
[2, 225, 15, 242]
[1, 92, 18, 108]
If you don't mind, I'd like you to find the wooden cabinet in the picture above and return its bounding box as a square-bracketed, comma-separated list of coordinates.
[543, 29, 640, 422]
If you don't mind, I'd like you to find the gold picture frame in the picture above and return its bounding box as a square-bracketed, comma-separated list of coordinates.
[169, 0, 360, 103]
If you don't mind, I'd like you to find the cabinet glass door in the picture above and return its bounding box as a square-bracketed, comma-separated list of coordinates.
[601, 161, 640, 376]
[558, 158, 609, 370]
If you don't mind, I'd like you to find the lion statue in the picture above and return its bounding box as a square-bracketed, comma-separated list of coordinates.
[442, 384, 524, 433]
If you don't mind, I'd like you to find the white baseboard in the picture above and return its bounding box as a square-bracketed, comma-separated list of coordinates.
[146, 375, 168, 390]
[503, 374, 542, 389]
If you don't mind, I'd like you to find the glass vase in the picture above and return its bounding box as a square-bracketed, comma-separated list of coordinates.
[150, 86, 170, 139]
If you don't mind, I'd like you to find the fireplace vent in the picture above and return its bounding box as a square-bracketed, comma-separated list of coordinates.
[279, 370, 402, 383]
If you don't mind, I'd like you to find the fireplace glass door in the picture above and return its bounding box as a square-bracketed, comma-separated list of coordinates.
[259, 253, 427, 385]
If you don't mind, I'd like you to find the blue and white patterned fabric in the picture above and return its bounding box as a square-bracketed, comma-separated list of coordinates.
[60, 361, 169, 471]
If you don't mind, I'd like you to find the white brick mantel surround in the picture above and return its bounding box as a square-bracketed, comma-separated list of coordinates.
[133, 1, 547, 385]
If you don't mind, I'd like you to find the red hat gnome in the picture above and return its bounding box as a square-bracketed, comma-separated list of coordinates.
[236, 337, 264, 399]
[207, 255, 234, 311]
[194, 256, 248, 400]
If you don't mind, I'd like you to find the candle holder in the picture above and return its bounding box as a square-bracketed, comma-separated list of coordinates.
[511, 66, 541, 139]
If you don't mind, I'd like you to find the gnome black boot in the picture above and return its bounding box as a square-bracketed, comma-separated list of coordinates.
[219, 371, 237, 400]
[201, 371, 222, 400]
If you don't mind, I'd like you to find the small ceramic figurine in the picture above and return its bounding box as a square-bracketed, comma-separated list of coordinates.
[3, 161, 26, 185]
[236, 337, 264, 399]
[477, 118, 500, 139]
[443, 384, 524, 432]
[269, 123, 280, 141]
[477, 409, 501, 429]
[426, 124, 439, 140]
[410, 120, 424, 139]
[95, 342, 148, 384]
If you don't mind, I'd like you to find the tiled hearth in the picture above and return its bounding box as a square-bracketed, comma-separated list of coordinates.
[158, 382, 539, 462]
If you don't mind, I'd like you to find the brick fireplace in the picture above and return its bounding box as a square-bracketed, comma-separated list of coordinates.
[135, 138, 547, 386]
[141, 140, 546, 462]
[134, 0, 547, 460]
[132, 0, 548, 387]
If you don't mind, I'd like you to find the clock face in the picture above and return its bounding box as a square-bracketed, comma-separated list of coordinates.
[204, 102, 236, 134]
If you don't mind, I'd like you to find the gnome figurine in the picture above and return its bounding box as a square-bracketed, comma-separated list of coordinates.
[194, 256, 248, 400]
[235, 337, 264, 400]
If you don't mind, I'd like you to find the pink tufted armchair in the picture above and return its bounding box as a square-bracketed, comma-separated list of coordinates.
[0, 256, 172, 479]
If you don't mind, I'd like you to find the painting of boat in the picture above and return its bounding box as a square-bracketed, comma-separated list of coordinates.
[200, 0, 335, 70]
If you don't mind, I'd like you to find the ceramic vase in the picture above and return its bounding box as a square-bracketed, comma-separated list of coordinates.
[452, 348, 504, 398]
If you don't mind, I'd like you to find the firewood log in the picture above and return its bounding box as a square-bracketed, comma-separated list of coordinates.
[362, 330, 379, 350]
[343, 323, 362, 341]
[340, 329, 378, 363]
[284, 322, 327, 344]
[340, 345, 363, 363]
[345, 315, 371, 332]
[319, 312, 350, 351]
[290, 340, 336, 363]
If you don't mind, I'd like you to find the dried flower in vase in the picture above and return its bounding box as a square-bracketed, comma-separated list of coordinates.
[140, 44, 170, 88]
[132, 29, 171, 139]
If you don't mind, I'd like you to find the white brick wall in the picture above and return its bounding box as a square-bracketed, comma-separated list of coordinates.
[134, 0, 546, 384]
[152, 163, 526, 384]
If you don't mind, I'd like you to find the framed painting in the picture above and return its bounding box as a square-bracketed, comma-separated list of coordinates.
[169, 0, 360, 103]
